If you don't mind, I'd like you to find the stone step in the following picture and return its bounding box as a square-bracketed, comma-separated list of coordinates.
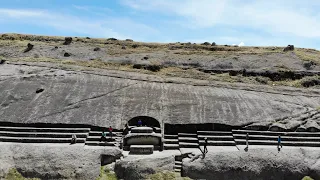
[235, 139, 320, 147]
[199, 140, 236, 146]
[175, 161, 182, 165]
[174, 165, 182, 169]
[198, 135, 234, 141]
[0, 136, 86, 143]
[131, 127, 153, 134]
[163, 139, 179, 144]
[164, 144, 179, 150]
[233, 130, 320, 137]
[86, 136, 122, 141]
[85, 141, 118, 146]
[174, 169, 181, 172]
[130, 145, 154, 154]
[178, 137, 199, 143]
[178, 133, 197, 137]
[0, 131, 88, 138]
[179, 142, 199, 148]
[197, 131, 232, 136]
[89, 131, 122, 136]
[153, 127, 161, 133]
[164, 135, 178, 139]
[0, 127, 90, 133]
[234, 134, 320, 142]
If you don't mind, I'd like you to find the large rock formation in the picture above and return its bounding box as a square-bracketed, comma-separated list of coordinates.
[183, 148, 320, 180]
[0, 63, 319, 129]
[0, 143, 122, 179]
[114, 152, 177, 180]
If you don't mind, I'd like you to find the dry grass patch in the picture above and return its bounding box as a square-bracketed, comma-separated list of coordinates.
[295, 49, 320, 64]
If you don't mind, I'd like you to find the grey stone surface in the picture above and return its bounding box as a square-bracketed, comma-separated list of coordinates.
[183, 148, 320, 180]
[0, 143, 122, 179]
[114, 152, 175, 180]
[0, 63, 319, 129]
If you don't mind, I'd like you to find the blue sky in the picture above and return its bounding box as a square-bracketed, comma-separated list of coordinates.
[0, 0, 320, 49]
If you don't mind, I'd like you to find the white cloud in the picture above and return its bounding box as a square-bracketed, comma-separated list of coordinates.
[238, 42, 245, 47]
[0, 8, 45, 18]
[122, 0, 320, 38]
[0, 8, 158, 41]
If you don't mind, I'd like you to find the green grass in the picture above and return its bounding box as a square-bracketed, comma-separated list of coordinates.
[147, 171, 192, 180]
[96, 166, 117, 180]
[302, 176, 314, 180]
[5, 168, 40, 180]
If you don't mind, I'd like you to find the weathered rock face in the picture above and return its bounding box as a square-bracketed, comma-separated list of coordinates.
[183, 148, 320, 180]
[0, 143, 122, 179]
[0, 63, 319, 129]
[114, 153, 175, 180]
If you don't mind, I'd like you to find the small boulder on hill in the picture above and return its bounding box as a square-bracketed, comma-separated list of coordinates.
[23, 43, 34, 53]
[93, 47, 101, 51]
[202, 42, 211, 45]
[283, 45, 294, 52]
[0, 59, 6, 64]
[64, 52, 71, 57]
[63, 37, 73, 45]
[107, 38, 117, 41]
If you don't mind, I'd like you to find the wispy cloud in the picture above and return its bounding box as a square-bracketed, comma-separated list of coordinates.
[122, 0, 320, 38]
[0, 8, 158, 41]
[0, 8, 45, 18]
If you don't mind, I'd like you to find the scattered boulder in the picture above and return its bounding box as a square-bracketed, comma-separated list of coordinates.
[0, 59, 6, 65]
[54, 46, 58, 49]
[23, 43, 34, 53]
[142, 56, 149, 60]
[107, 38, 118, 41]
[132, 44, 139, 48]
[122, 45, 126, 50]
[86, 37, 90, 39]
[64, 52, 71, 57]
[93, 47, 101, 51]
[202, 42, 211, 45]
[133, 63, 162, 72]
[125, 39, 133, 42]
[35, 88, 44, 94]
[63, 37, 72, 45]
[303, 61, 316, 70]
[211, 42, 216, 46]
[283, 45, 294, 52]
[301, 77, 320, 87]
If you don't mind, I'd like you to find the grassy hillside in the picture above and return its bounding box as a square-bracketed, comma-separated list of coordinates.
[1, 33, 319, 88]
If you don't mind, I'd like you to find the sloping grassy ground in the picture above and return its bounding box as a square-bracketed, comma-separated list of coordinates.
[1, 33, 320, 88]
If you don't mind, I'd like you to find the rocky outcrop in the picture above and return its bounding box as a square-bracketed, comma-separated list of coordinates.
[23, 43, 34, 53]
[63, 37, 72, 45]
[283, 45, 294, 52]
[0, 143, 122, 179]
[183, 148, 320, 180]
[0, 63, 319, 129]
[114, 153, 175, 180]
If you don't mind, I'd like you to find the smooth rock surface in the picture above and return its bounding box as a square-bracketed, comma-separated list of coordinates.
[183, 148, 320, 180]
[0, 63, 319, 129]
[0, 143, 122, 179]
[114, 151, 176, 180]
